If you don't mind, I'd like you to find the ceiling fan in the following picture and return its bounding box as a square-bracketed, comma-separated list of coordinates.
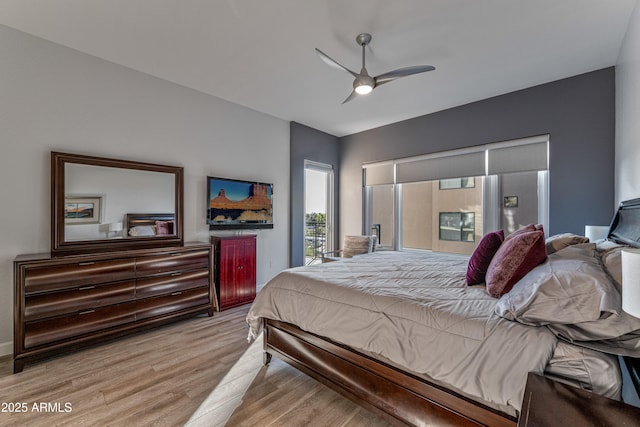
[316, 33, 435, 104]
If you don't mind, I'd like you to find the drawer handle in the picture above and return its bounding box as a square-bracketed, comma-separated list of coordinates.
[79, 285, 96, 291]
[171, 272, 182, 277]
[78, 262, 96, 266]
[169, 253, 181, 257]
[79, 309, 95, 315]
[170, 291, 183, 296]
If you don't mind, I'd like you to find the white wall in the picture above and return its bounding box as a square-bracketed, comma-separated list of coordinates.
[616, 2, 640, 408]
[616, 0, 640, 203]
[0, 25, 290, 355]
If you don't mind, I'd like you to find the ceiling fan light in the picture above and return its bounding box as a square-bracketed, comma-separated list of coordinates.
[355, 84, 373, 95]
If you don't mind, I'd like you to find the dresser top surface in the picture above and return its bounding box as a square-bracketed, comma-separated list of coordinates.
[15, 242, 211, 263]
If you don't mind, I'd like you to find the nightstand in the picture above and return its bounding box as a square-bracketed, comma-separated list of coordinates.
[518, 372, 640, 426]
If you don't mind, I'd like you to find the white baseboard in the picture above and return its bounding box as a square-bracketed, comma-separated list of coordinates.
[0, 341, 12, 357]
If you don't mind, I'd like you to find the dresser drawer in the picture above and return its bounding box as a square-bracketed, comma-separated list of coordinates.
[136, 287, 211, 321]
[23, 259, 136, 294]
[24, 280, 136, 322]
[135, 249, 210, 276]
[24, 301, 137, 349]
[136, 269, 210, 299]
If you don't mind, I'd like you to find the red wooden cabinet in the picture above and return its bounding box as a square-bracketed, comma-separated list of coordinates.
[212, 235, 257, 310]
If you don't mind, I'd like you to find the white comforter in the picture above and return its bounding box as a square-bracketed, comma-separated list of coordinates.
[246, 251, 558, 415]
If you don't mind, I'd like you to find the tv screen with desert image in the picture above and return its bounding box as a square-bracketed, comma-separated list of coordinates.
[207, 176, 273, 229]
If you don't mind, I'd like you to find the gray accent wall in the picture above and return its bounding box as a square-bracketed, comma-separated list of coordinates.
[290, 122, 340, 267]
[340, 68, 616, 238]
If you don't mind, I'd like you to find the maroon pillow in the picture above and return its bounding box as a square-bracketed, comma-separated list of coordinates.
[485, 230, 547, 298]
[155, 220, 172, 235]
[466, 230, 505, 285]
[504, 224, 536, 241]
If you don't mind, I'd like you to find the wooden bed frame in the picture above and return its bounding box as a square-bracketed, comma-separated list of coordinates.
[263, 320, 640, 426]
[124, 212, 175, 236]
[263, 318, 517, 426]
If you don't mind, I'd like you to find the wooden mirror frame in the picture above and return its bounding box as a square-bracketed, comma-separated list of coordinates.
[51, 151, 184, 255]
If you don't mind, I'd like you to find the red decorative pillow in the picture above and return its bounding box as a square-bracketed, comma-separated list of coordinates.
[155, 220, 173, 235]
[466, 230, 504, 285]
[504, 224, 536, 241]
[485, 230, 547, 298]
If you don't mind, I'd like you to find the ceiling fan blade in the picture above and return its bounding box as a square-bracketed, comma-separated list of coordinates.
[341, 90, 358, 104]
[374, 65, 435, 86]
[315, 48, 360, 79]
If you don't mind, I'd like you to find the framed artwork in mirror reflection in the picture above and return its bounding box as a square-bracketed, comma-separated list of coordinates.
[65, 196, 102, 224]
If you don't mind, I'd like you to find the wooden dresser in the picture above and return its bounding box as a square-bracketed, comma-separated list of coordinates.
[211, 235, 256, 310]
[14, 243, 215, 373]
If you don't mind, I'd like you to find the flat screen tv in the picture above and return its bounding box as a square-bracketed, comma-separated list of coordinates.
[207, 176, 273, 229]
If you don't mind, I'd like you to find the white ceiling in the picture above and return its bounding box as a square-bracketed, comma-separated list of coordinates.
[0, 0, 636, 137]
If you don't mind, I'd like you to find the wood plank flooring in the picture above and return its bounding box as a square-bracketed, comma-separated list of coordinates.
[0, 305, 392, 427]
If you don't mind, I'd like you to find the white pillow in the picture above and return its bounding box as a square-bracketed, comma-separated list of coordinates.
[129, 225, 156, 236]
[495, 243, 619, 326]
[544, 233, 589, 254]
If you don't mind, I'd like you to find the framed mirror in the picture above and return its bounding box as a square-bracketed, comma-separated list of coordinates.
[51, 151, 183, 255]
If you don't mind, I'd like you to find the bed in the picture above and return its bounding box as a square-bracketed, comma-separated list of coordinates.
[246, 199, 640, 426]
[124, 212, 175, 237]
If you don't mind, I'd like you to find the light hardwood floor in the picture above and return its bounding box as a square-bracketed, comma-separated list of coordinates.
[0, 305, 392, 427]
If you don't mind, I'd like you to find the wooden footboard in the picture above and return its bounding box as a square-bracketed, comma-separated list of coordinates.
[263, 318, 517, 427]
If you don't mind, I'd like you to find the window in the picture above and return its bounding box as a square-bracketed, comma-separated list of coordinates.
[363, 135, 549, 255]
[439, 212, 475, 241]
[304, 161, 334, 265]
[364, 184, 394, 248]
[496, 170, 543, 235]
[439, 177, 475, 189]
[401, 179, 483, 251]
